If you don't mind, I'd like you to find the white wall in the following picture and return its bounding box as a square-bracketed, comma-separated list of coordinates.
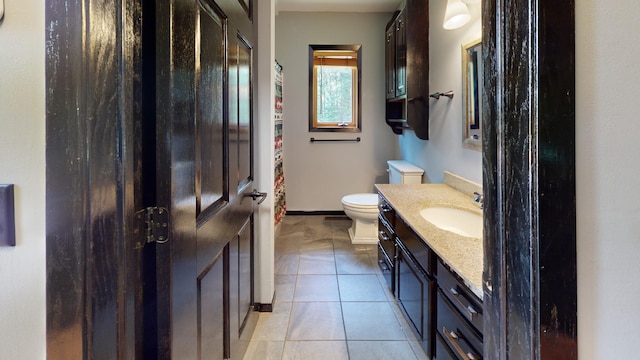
[576, 0, 640, 358]
[254, 0, 276, 305]
[398, 0, 483, 184]
[0, 1, 46, 359]
[275, 12, 399, 211]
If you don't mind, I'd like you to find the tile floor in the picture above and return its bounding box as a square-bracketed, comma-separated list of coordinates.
[243, 215, 430, 360]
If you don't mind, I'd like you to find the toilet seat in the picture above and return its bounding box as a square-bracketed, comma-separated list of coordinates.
[341, 193, 378, 209]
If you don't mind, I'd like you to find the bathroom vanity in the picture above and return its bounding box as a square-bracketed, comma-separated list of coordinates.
[375, 183, 483, 359]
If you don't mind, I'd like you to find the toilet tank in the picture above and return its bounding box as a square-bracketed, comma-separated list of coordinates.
[387, 160, 424, 184]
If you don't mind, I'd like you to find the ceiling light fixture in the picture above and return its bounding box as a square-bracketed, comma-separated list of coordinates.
[443, 0, 471, 30]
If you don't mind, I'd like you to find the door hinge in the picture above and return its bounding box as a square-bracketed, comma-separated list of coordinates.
[135, 207, 169, 246]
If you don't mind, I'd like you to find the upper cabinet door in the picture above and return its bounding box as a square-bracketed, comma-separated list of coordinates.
[385, 25, 396, 99]
[395, 10, 407, 98]
[405, 0, 429, 140]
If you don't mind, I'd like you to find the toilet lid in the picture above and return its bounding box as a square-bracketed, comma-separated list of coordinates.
[341, 193, 378, 208]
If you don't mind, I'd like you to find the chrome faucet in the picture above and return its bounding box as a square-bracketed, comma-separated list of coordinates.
[473, 192, 484, 209]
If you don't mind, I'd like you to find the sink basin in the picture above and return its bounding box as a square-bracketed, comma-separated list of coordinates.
[419, 206, 483, 238]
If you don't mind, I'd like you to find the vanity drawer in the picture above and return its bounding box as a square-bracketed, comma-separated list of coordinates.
[378, 195, 395, 227]
[437, 260, 483, 336]
[435, 332, 458, 360]
[377, 243, 394, 292]
[378, 214, 395, 261]
[436, 289, 482, 360]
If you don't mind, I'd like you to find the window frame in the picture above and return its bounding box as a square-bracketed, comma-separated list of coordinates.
[308, 44, 362, 133]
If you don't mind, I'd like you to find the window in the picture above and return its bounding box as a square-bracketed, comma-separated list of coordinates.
[309, 45, 362, 132]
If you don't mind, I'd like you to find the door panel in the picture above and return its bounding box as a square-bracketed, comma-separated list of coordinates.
[155, 0, 256, 358]
[238, 218, 253, 332]
[229, 217, 253, 357]
[196, 3, 226, 219]
[198, 247, 226, 360]
[237, 35, 253, 190]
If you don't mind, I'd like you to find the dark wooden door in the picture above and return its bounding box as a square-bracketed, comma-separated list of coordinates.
[46, 0, 256, 358]
[153, 0, 256, 359]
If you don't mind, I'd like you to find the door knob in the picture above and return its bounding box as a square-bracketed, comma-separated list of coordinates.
[248, 189, 267, 205]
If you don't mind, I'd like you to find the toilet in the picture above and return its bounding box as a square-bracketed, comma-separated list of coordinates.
[341, 160, 424, 244]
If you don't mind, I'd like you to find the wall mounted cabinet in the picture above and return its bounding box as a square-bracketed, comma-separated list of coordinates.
[384, 0, 430, 139]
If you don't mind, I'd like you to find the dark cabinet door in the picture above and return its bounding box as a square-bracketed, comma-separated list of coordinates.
[394, 10, 406, 98]
[396, 243, 433, 358]
[384, 10, 406, 100]
[385, 25, 396, 99]
[405, 0, 429, 139]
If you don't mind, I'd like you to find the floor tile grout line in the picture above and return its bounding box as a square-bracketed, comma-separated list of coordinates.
[330, 219, 352, 359]
[280, 217, 306, 359]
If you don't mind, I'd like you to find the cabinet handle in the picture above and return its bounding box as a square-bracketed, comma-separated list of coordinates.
[379, 230, 390, 242]
[378, 259, 390, 271]
[443, 327, 478, 360]
[448, 287, 479, 321]
[380, 204, 392, 212]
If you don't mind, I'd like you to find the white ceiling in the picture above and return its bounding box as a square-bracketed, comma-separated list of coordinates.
[276, 0, 401, 13]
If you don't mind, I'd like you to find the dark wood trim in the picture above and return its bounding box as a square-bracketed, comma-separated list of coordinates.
[483, 0, 577, 358]
[45, 1, 87, 357]
[46, 0, 144, 357]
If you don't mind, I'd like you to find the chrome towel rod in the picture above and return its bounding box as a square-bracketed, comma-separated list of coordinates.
[429, 90, 454, 99]
[310, 137, 361, 143]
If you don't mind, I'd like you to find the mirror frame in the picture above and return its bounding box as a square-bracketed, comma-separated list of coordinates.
[462, 36, 482, 151]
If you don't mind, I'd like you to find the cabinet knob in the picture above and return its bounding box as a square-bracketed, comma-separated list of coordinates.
[484, 279, 493, 292]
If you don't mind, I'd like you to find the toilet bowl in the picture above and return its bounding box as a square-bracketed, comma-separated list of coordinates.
[341, 193, 380, 245]
[341, 160, 424, 244]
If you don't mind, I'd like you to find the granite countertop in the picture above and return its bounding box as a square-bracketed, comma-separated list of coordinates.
[375, 183, 484, 299]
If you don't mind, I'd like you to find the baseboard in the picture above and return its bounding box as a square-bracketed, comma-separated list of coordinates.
[253, 302, 273, 312]
[254, 291, 276, 312]
[286, 210, 346, 216]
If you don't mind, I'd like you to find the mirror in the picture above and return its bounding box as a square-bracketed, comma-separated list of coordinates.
[462, 37, 482, 151]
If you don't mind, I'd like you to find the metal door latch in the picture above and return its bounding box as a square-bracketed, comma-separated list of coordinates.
[248, 189, 267, 205]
